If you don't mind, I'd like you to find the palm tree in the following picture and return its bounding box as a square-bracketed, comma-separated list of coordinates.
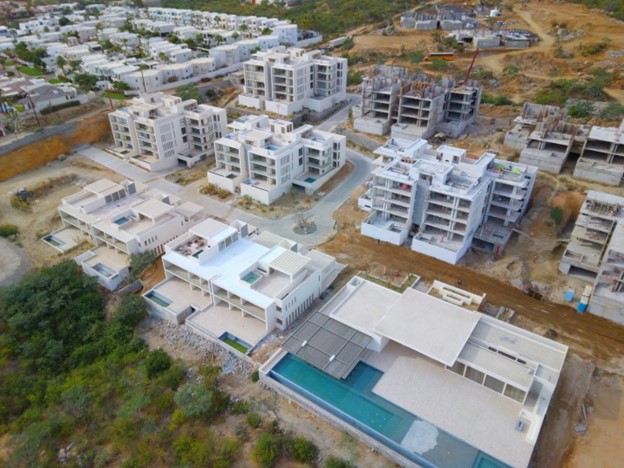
[56, 55, 67, 76]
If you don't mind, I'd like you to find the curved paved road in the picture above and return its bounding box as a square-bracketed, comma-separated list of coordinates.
[74, 94, 373, 247]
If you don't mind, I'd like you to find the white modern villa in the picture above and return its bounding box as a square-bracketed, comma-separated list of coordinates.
[261, 276, 568, 468]
[143, 217, 343, 352]
[44, 178, 203, 290]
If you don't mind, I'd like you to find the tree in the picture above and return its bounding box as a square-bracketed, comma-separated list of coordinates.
[550, 206, 564, 225]
[58, 16, 72, 27]
[261, 27, 272, 36]
[232, 31, 239, 41]
[114, 295, 146, 328]
[73, 73, 98, 91]
[253, 433, 281, 467]
[128, 250, 157, 280]
[56, 55, 66, 76]
[567, 101, 594, 118]
[111, 80, 130, 92]
[214, 34, 224, 46]
[174, 382, 220, 418]
[144, 349, 172, 379]
[175, 84, 202, 103]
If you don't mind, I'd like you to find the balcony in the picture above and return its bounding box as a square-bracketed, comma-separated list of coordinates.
[213, 289, 266, 322]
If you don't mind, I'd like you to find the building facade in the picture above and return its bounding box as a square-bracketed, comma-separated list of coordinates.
[108, 92, 228, 171]
[239, 47, 347, 116]
[208, 114, 346, 204]
[360, 138, 537, 264]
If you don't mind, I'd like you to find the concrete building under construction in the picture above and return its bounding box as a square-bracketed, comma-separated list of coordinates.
[354, 67, 482, 140]
[508, 104, 624, 186]
[559, 191, 624, 324]
[574, 120, 624, 186]
[359, 138, 537, 264]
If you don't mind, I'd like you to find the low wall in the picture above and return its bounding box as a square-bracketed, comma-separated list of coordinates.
[336, 128, 382, 152]
[573, 161, 624, 186]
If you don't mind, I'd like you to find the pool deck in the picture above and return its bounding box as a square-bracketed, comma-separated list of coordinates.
[186, 302, 267, 346]
[83, 245, 129, 273]
[43, 226, 84, 253]
[151, 276, 212, 315]
[365, 341, 533, 468]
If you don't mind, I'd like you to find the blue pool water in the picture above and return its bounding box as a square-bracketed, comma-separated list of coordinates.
[243, 271, 260, 284]
[304, 177, 316, 183]
[146, 291, 171, 307]
[270, 354, 510, 468]
[266, 144, 279, 151]
[114, 216, 129, 225]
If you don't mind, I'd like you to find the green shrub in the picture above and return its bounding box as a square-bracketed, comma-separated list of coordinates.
[291, 436, 318, 463]
[156, 364, 186, 390]
[253, 433, 281, 468]
[246, 411, 262, 428]
[340, 37, 354, 50]
[115, 295, 146, 327]
[128, 250, 157, 280]
[430, 59, 449, 71]
[325, 456, 353, 468]
[230, 399, 251, 415]
[347, 70, 363, 86]
[600, 102, 624, 121]
[481, 94, 514, 106]
[0, 224, 18, 237]
[251, 370, 260, 382]
[550, 206, 564, 225]
[567, 101, 594, 118]
[144, 349, 172, 379]
[579, 40, 609, 56]
[502, 65, 519, 75]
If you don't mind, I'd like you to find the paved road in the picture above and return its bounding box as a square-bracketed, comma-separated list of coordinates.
[73, 97, 373, 248]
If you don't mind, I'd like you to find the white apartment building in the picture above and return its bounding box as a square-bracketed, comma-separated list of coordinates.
[43, 178, 203, 290]
[239, 47, 347, 116]
[360, 138, 537, 264]
[108, 93, 228, 172]
[143, 218, 343, 351]
[208, 114, 346, 205]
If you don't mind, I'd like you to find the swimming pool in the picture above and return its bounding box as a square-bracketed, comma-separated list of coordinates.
[114, 216, 129, 225]
[270, 354, 510, 468]
[92, 263, 116, 278]
[219, 332, 251, 353]
[43, 235, 63, 247]
[145, 291, 172, 308]
[243, 271, 261, 284]
[266, 144, 279, 151]
[304, 177, 316, 183]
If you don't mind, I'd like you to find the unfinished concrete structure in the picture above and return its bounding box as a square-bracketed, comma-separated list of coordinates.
[560, 191, 624, 323]
[574, 120, 624, 186]
[400, 4, 477, 31]
[504, 103, 565, 151]
[360, 138, 537, 264]
[518, 115, 583, 174]
[354, 68, 482, 140]
[262, 275, 567, 468]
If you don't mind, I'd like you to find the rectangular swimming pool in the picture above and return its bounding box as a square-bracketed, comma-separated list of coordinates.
[304, 177, 316, 183]
[270, 354, 509, 468]
[114, 216, 129, 225]
[219, 332, 251, 353]
[145, 291, 172, 308]
[243, 271, 261, 284]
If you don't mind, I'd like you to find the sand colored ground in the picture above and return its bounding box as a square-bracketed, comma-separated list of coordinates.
[566, 373, 624, 468]
[0, 111, 112, 182]
[0, 157, 123, 271]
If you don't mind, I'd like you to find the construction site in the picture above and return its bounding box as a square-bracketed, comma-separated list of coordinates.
[0, 0, 624, 466]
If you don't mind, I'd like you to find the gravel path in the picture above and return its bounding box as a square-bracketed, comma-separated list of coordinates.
[0, 238, 30, 288]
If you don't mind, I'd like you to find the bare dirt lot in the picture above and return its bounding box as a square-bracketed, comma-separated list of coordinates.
[0, 157, 123, 270]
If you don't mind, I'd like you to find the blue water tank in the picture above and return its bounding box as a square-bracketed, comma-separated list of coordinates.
[564, 290, 574, 302]
[577, 302, 587, 313]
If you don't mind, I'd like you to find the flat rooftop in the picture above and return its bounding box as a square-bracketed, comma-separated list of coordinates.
[374, 289, 480, 366]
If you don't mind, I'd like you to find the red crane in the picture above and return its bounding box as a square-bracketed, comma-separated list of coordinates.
[463, 48, 480, 84]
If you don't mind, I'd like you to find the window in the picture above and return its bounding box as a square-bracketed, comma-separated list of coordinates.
[484, 376, 505, 394]
[276, 319, 283, 325]
[465, 366, 485, 385]
[504, 385, 526, 403]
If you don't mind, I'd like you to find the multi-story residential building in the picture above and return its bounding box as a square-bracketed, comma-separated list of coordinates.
[518, 118, 582, 174]
[239, 47, 347, 116]
[574, 120, 624, 186]
[559, 191, 624, 323]
[143, 217, 343, 352]
[207, 114, 346, 204]
[43, 178, 204, 290]
[354, 67, 482, 139]
[360, 138, 537, 264]
[262, 275, 567, 468]
[108, 92, 228, 171]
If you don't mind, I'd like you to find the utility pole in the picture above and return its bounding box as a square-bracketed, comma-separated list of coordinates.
[26, 93, 41, 127]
